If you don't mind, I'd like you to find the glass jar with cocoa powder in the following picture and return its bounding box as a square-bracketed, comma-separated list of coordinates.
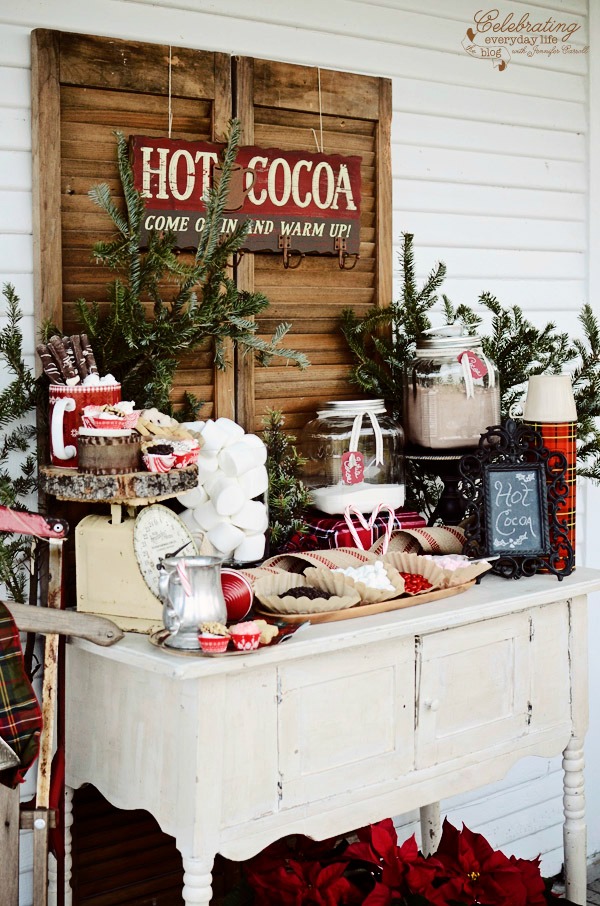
[404, 328, 500, 450]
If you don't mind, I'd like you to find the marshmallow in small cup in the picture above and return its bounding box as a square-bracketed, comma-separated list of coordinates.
[208, 521, 245, 556]
[211, 476, 246, 516]
[239, 464, 269, 498]
[82, 373, 101, 386]
[234, 532, 266, 563]
[231, 499, 268, 533]
[219, 441, 259, 478]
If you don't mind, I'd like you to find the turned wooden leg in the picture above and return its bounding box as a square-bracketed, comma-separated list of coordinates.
[563, 737, 587, 905]
[420, 802, 441, 856]
[64, 785, 74, 906]
[182, 856, 214, 905]
[48, 852, 58, 905]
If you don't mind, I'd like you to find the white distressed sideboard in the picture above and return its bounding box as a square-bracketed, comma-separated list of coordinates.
[65, 569, 600, 905]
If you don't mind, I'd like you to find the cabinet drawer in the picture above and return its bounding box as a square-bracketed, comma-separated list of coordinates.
[277, 638, 414, 809]
[416, 613, 531, 768]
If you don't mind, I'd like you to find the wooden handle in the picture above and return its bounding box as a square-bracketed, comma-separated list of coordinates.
[4, 600, 123, 646]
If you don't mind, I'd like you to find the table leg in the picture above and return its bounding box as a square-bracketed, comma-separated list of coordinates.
[563, 736, 587, 905]
[182, 856, 214, 905]
[420, 802, 441, 856]
[64, 785, 74, 906]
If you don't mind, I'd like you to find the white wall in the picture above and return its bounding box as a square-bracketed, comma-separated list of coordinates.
[0, 0, 595, 898]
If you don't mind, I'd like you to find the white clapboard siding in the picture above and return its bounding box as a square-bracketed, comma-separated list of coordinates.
[0, 0, 596, 899]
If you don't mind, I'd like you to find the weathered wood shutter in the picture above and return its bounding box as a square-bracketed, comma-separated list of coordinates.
[32, 33, 391, 429]
[32, 30, 234, 417]
[234, 56, 392, 432]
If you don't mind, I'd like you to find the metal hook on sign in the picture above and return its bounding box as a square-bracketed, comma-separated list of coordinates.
[225, 250, 245, 269]
[335, 237, 359, 270]
[279, 235, 304, 270]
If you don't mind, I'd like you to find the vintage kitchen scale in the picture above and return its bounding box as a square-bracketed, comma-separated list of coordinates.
[41, 465, 201, 632]
[76, 503, 199, 632]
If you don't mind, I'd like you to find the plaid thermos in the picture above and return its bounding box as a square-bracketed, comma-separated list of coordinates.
[523, 374, 577, 571]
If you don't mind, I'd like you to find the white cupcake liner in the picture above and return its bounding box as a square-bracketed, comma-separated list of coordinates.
[381, 552, 445, 594]
[253, 571, 360, 615]
[305, 562, 405, 604]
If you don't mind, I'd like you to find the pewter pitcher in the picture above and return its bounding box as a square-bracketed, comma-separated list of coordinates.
[158, 555, 227, 649]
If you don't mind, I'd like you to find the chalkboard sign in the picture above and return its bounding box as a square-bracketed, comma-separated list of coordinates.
[459, 419, 573, 579]
[483, 464, 550, 557]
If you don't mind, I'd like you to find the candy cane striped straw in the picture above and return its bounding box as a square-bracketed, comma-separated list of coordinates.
[176, 560, 193, 597]
[369, 504, 396, 555]
[343, 505, 371, 551]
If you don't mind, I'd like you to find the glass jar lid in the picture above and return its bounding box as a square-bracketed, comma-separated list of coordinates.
[318, 399, 386, 417]
[415, 326, 483, 357]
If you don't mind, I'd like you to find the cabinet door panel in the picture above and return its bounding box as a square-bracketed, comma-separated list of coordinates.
[277, 639, 414, 809]
[416, 613, 530, 768]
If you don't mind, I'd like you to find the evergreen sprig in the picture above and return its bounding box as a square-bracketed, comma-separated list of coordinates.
[0, 284, 40, 602]
[70, 119, 308, 414]
[261, 409, 312, 552]
[340, 233, 600, 510]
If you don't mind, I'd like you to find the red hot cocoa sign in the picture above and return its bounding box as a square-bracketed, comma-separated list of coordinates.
[130, 136, 361, 255]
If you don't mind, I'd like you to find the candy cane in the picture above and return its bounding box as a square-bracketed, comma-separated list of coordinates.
[369, 503, 396, 555]
[343, 505, 372, 550]
[176, 560, 193, 597]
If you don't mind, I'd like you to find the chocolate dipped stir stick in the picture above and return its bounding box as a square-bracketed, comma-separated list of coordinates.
[80, 334, 98, 375]
[68, 334, 87, 380]
[46, 336, 80, 385]
[36, 344, 62, 384]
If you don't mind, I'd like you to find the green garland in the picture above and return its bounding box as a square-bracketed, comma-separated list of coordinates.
[341, 233, 600, 511]
[0, 284, 40, 602]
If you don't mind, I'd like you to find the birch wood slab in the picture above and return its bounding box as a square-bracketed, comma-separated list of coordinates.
[40, 464, 198, 504]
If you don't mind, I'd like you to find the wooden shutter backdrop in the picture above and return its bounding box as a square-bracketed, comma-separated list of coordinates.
[32, 31, 391, 429]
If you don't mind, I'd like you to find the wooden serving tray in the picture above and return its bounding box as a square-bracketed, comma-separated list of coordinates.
[254, 580, 476, 624]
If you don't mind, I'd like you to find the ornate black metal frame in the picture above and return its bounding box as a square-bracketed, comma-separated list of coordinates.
[459, 419, 574, 579]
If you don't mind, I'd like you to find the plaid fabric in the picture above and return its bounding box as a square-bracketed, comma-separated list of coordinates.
[526, 420, 576, 571]
[0, 601, 43, 788]
[302, 508, 426, 552]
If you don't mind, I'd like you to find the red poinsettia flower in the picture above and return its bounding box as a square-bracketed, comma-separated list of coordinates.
[509, 855, 548, 906]
[246, 852, 361, 905]
[417, 819, 546, 906]
[343, 819, 435, 896]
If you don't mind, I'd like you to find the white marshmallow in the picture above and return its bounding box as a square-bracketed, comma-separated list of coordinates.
[181, 420, 206, 433]
[193, 500, 221, 531]
[196, 452, 219, 483]
[176, 485, 208, 509]
[239, 464, 269, 498]
[215, 417, 245, 442]
[201, 472, 224, 498]
[234, 532, 266, 563]
[211, 477, 246, 516]
[219, 441, 258, 478]
[200, 419, 228, 453]
[208, 521, 245, 556]
[178, 508, 200, 534]
[231, 499, 268, 533]
[241, 433, 267, 465]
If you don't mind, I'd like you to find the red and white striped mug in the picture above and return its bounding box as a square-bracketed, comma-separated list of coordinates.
[49, 383, 121, 468]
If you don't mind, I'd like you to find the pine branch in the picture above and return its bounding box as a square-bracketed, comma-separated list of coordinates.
[80, 119, 308, 408]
